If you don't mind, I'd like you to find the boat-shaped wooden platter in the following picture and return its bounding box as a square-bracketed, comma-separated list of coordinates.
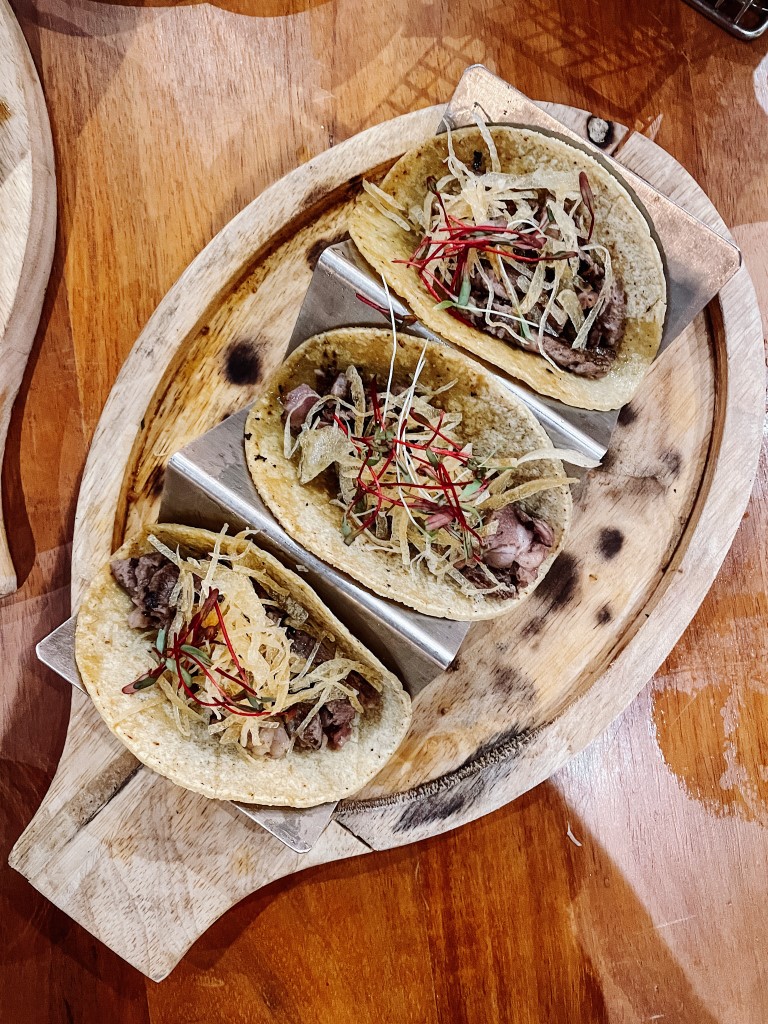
[9, 100, 764, 980]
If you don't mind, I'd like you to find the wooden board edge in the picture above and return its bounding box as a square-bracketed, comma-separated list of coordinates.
[0, 0, 57, 596]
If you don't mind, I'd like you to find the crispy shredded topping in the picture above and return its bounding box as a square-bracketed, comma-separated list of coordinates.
[283, 344, 588, 599]
[365, 118, 620, 373]
[121, 532, 378, 754]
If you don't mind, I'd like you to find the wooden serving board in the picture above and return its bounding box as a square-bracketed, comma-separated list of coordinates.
[9, 103, 764, 980]
[0, 0, 56, 597]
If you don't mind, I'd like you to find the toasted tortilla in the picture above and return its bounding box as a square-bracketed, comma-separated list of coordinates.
[349, 125, 666, 412]
[245, 328, 572, 620]
[75, 524, 411, 807]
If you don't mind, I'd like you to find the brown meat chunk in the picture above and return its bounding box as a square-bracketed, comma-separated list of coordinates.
[111, 553, 179, 629]
[320, 699, 357, 750]
[466, 257, 627, 379]
[344, 670, 379, 710]
[483, 505, 552, 574]
[284, 703, 323, 751]
[286, 626, 335, 664]
[282, 384, 320, 433]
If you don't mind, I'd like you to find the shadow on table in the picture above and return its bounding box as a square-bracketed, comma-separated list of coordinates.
[159, 783, 721, 1023]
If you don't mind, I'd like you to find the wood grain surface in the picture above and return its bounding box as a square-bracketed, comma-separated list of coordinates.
[2, 0, 768, 1020]
[0, 0, 55, 596]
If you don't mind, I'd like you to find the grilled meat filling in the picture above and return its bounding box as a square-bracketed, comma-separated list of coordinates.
[111, 551, 378, 755]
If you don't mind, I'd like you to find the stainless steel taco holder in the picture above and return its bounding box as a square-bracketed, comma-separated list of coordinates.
[36, 65, 741, 855]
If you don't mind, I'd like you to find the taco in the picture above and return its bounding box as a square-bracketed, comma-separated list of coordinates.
[75, 524, 411, 807]
[348, 122, 666, 411]
[245, 328, 576, 621]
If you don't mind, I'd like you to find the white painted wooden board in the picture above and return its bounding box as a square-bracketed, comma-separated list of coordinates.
[0, 0, 56, 596]
[9, 103, 764, 979]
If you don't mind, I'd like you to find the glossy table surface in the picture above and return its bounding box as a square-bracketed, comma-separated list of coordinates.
[2, 1, 767, 1020]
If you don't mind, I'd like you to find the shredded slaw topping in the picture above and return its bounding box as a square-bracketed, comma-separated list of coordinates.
[283, 349, 590, 598]
[366, 118, 618, 369]
[121, 533, 378, 754]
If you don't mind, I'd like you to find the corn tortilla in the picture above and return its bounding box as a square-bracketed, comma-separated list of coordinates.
[75, 524, 412, 807]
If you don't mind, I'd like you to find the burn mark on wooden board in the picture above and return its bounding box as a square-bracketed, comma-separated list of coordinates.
[598, 527, 624, 559]
[146, 464, 165, 498]
[460, 725, 532, 769]
[393, 788, 474, 831]
[617, 402, 637, 426]
[660, 448, 682, 478]
[486, 664, 538, 705]
[225, 341, 262, 386]
[535, 552, 580, 610]
[390, 724, 532, 833]
[521, 615, 545, 639]
[303, 174, 364, 213]
[596, 604, 612, 625]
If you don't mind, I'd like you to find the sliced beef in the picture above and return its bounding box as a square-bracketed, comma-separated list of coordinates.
[465, 254, 626, 380]
[282, 384, 320, 433]
[330, 372, 350, 399]
[579, 251, 603, 289]
[517, 506, 555, 548]
[470, 266, 510, 304]
[320, 699, 356, 749]
[484, 506, 536, 570]
[286, 626, 336, 664]
[483, 505, 553, 577]
[315, 371, 353, 427]
[589, 280, 625, 352]
[111, 557, 138, 593]
[314, 367, 350, 400]
[273, 670, 378, 753]
[345, 670, 379, 710]
[111, 552, 179, 629]
[249, 579, 284, 624]
[460, 561, 518, 600]
[461, 561, 505, 591]
[541, 334, 615, 379]
[284, 703, 323, 751]
[458, 504, 554, 597]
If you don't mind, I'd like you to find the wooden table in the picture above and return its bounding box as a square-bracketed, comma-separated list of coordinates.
[2, 1, 767, 1020]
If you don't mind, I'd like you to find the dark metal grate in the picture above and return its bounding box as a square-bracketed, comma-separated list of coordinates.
[684, 0, 768, 38]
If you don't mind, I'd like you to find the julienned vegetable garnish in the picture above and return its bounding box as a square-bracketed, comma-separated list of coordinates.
[361, 115, 623, 380]
[76, 525, 411, 806]
[110, 530, 383, 759]
[349, 121, 666, 412]
[280, 328, 592, 601]
[246, 328, 578, 619]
